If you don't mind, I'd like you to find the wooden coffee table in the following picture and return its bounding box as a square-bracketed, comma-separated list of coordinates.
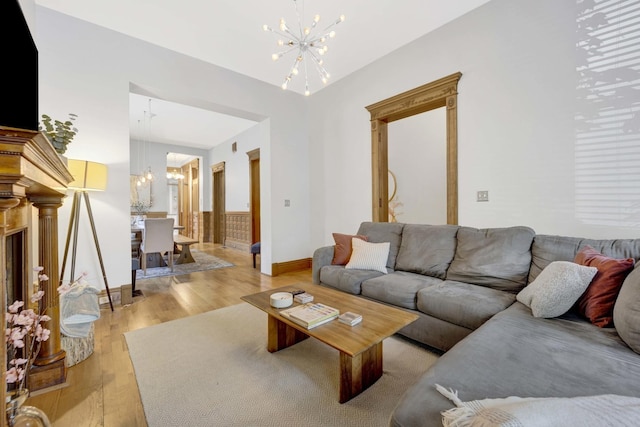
[241, 283, 418, 403]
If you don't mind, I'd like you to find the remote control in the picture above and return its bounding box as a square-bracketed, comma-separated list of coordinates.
[290, 289, 305, 296]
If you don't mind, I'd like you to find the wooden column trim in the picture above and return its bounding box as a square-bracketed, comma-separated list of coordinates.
[370, 120, 388, 222]
[30, 197, 66, 367]
[0, 197, 21, 424]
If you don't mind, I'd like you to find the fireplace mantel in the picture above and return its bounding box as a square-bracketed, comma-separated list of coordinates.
[0, 125, 74, 407]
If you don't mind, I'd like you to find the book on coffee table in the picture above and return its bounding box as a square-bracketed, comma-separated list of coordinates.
[280, 302, 339, 329]
[339, 311, 362, 326]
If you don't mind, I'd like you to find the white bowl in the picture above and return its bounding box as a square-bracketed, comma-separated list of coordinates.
[270, 292, 293, 308]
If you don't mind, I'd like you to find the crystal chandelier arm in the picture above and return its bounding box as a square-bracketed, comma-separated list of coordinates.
[272, 45, 299, 61]
[263, 25, 297, 43]
[308, 51, 330, 82]
[323, 15, 345, 32]
[293, 0, 304, 39]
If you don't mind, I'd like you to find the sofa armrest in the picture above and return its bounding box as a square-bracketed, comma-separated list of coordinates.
[312, 246, 334, 284]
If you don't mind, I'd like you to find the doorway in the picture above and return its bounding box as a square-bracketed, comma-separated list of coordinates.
[248, 149, 260, 244]
[366, 72, 462, 224]
[212, 162, 226, 244]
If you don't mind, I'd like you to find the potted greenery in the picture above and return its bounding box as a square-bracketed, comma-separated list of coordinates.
[40, 113, 79, 155]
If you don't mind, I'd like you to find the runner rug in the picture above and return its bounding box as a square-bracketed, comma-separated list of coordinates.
[124, 303, 439, 427]
[135, 249, 233, 280]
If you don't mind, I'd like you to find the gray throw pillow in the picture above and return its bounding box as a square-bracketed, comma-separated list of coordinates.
[516, 261, 597, 318]
[613, 265, 640, 354]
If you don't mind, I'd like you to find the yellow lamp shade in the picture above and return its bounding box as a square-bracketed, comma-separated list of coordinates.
[67, 159, 108, 191]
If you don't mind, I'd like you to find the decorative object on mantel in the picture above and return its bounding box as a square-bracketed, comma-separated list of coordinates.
[263, 0, 345, 96]
[39, 113, 78, 155]
[5, 267, 54, 427]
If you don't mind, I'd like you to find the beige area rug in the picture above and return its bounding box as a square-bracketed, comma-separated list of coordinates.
[124, 303, 439, 427]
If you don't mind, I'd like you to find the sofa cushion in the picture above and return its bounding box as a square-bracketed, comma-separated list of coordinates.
[331, 233, 367, 265]
[614, 265, 640, 354]
[356, 222, 404, 269]
[390, 303, 640, 427]
[446, 226, 536, 292]
[516, 261, 597, 318]
[319, 265, 383, 295]
[361, 271, 443, 310]
[416, 280, 516, 330]
[574, 245, 635, 327]
[529, 235, 640, 283]
[395, 224, 459, 279]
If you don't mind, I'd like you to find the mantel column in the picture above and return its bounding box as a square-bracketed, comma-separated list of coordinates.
[29, 196, 67, 390]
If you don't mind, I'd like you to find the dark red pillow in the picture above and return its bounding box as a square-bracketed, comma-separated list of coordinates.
[331, 233, 368, 265]
[574, 245, 635, 327]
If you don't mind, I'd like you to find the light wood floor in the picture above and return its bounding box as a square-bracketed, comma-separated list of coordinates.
[26, 243, 312, 426]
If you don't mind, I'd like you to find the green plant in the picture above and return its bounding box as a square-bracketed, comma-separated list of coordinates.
[40, 113, 78, 155]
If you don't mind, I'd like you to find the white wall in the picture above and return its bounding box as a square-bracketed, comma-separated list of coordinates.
[309, 0, 640, 248]
[210, 122, 265, 212]
[36, 5, 309, 284]
[388, 108, 447, 224]
[35, 0, 640, 286]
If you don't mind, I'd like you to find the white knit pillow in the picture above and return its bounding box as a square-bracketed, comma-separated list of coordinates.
[516, 261, 597, 318]
[345, 238, 390, 274]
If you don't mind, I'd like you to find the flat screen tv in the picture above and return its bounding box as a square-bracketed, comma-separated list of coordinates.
[1, 0, 38, 131]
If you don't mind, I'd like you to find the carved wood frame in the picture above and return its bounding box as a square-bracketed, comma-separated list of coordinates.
[365, 72, 462, 224]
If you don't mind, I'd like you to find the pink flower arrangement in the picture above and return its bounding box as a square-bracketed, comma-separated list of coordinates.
[5, 267, 52, 390]
[56, 271, 87, 296]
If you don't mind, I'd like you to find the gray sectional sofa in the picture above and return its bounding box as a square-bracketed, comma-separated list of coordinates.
[312, 222, 640, 426]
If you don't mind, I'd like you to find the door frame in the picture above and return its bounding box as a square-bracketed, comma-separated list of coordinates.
[365, 72, 462, 224]
[211, 162, 225, 244]
[247, 148, 260, 244]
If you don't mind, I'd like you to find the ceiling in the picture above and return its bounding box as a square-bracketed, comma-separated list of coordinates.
[38, 0, 492, 151]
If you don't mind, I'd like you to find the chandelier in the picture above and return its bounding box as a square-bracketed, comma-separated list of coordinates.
[136, 99, 156, 187]
[166, 153, 184, 180]
[263, 0, 345, 96]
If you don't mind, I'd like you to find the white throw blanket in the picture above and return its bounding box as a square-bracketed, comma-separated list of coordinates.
[60, 283, 100, 338]
[436, 384, 640, 427]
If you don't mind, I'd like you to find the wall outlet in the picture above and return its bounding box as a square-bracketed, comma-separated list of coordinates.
[477, 191, 489, 202]
[284, 199, 290, 207]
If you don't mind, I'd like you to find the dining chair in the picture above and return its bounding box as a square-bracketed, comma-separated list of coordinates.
[140, 218, 175, 275]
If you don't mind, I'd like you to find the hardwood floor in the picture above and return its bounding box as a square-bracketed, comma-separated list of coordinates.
[26, 243, 312, 426]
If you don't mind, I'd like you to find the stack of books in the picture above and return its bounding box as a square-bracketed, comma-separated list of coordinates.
[280, 302, 339, 329]
[338, 312, 362, 326]
[294, 292, 314, 303]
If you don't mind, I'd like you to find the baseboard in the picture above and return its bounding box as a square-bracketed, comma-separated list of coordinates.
[98, 287, 122, 309]
[225, 239, 250, 252]
[271, 258, 312, 276]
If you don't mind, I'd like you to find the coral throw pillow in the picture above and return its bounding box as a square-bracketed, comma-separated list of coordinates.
[574, 245, 635, 327]
[331, 233, 368, 265]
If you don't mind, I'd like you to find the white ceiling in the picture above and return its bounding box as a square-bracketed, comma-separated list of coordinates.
[38, 0, 492, 150]
[129, 93, 258, 150]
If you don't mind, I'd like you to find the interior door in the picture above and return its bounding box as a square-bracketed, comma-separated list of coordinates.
[212, 162, 225, 244]
[248, 149, 260, 244]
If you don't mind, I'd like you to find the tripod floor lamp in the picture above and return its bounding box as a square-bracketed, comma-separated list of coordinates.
[60, 159, 113, 311]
